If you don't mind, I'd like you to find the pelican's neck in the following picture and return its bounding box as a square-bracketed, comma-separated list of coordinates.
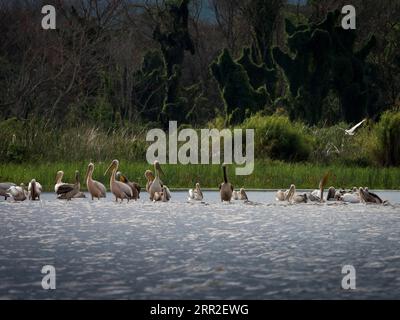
[87, 168, 93, 183]
[154, 165, 159, 179]
[223, 167, 228, 183]
[56, 175, 63, 185]
[110, 166, 117, 184]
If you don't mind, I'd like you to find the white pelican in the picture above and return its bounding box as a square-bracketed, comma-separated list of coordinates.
[153, 185, 171, 202]
[287, 184, 307, 203]
[188, 183, 203, 201]
[149, 161, 165, 201]
[339, 187, 360, 203]
[104, 160, 132, 202]
[0, 182, 15, 200]
[7, 183, 28, 201]
[308, 172, 330, 202]
[55, 171, 65, 193]
[116, 171, 140, 200]
[219, 164, 233, 202]
[57, 171, 81, 200]
[340, 119, 366, 136]
[85, 163, 106, 200]
[231, 190, 239, 200]
[276, 189, 289, 201]
[28, 179, 42, 200]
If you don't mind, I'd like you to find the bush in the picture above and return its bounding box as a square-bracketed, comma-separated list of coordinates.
[373, 111, 400, 166]
[242, 114, 313, 161]
[308, 122, 376, 167]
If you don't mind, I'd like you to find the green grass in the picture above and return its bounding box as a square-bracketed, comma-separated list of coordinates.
[1, 160, 399, 192]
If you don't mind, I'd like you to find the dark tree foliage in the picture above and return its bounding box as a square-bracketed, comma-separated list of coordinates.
[210, 49, 270, 125]
[273, 10, 378, 124]
[153, 0, 197, 127]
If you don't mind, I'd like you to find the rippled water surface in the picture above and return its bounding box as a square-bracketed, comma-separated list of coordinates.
[0, 191, 400, 300]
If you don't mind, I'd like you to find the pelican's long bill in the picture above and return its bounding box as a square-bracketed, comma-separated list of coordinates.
[154, 161, 165, 177]
[104, 160, 117, 176]
[85, 163, 93, 182]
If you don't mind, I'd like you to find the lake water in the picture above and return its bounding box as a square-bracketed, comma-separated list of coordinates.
[0, 191, 399, 300]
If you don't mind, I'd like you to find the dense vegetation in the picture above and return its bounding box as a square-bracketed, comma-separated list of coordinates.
[0, 0, 399, 188]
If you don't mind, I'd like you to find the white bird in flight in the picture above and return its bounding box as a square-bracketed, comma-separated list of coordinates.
[340, 119, 367, 136]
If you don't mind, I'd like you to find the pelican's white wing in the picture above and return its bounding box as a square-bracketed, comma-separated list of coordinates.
[347, 119, 366, 134]
[188, 189, 194, 199]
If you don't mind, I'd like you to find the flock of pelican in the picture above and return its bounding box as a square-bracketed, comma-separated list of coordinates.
[0, 160, 389, 205]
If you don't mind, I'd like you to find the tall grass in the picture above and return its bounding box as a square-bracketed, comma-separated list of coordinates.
[1, 160, 399, 191]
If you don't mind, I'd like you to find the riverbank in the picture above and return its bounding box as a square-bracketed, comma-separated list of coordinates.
[1, 161, 399, 192]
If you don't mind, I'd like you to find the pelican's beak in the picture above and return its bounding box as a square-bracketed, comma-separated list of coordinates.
[104, 162, 115, 176]
[155, 162, 165, 176]
[85, 166, 91, 182]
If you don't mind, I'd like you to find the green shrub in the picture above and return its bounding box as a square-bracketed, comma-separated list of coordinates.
[373, 111, 400, 166]
[242, 114, 313, 161]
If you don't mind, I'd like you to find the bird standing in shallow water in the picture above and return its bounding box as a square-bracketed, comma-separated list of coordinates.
[149, 161, 166, 201]
[219, 164, 233, 202]
[57, 171, 81, 200]
[116, 171, 140, 200]
[104, 160, 132, 202]
[188, 183, 203, 201]
[28, 179, 42, 201]
[85, 163, 106, 200]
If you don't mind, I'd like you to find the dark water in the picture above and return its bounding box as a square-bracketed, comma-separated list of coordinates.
[0, 191, 399, 300]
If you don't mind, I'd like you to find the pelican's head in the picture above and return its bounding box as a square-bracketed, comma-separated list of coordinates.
[116, 171, 128, 183]
[75, 170, 80, 182]
[31, 179, 36, 184]
[145, 170, 154, 182]
[85, 163, 94, 180]
[154, 161, 164, 176]
[352, 187, 357, 193]
[104, 160, 119, 176]
[56, 171, 64, 183]
[240, 188, 245, 194]
[195, 182, 200, 189]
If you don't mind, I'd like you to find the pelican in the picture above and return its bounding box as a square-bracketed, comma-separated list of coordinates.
[85, 163, 106, 200]
[28, 179, 42, 200]
[219, 164, 233, 202]
[104, 160, 132, 202]
[145, 170, 155, 193]
[148, 161, 165, 201]
[339, 187, 360, 203]
[0, 182, 15, 200]
[116, 171, 140, 200]
[231, 190, 239, 200]
[308, 172, 330, 202]
[57, 170, 81, 200]
[287, 184, 307, 203]
[7, 183, 28, 201]
[153, 185, 171, 202]
[276, 189, 290, 201]
[326, 187, 340, 201]
[340, 119, 366, 136]
[239, 188, 248, 201]
[359, 187, 384, 204]
[188, 183, 203, 201]
[54, 171, 65, 193]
